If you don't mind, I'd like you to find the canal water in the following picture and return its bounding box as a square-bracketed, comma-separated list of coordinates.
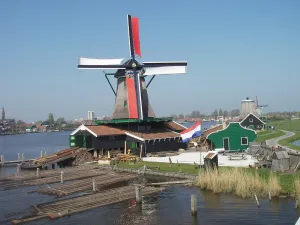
[292, 140, 300, 147]
[0, 132, 300, 224]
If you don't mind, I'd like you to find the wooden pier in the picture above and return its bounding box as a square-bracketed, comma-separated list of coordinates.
[0, 154, 32, 166]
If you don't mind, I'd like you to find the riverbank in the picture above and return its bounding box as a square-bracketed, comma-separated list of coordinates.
[269, 119, 300, 151]
[256, 130, 285, 143]
[278, 131, 300, 151]
[118, 161, 300, 197]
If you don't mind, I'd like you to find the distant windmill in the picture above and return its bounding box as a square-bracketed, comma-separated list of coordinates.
[256, 96, 268, 123]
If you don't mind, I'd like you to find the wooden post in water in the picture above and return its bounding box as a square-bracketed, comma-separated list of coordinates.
[92, 179, 96, 192]
[40, 151, 43, 158]
[135, 185, 142, 204]
[18, 153, 21, 161]
[254, 194, 260, 208]
[269, 191, 272, 201]
[36, 168, 40, 178]
[22, 153, 24, 162]
[60, 171, 64, 183]
[191, 194, 197, 216]
[1, 155, 4, 164]
[44, 151, 47, 156]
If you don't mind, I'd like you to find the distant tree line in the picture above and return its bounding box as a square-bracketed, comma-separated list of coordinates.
[170, 108, 241, 120]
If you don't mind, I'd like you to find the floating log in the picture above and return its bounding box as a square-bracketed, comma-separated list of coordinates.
[146, 180, 193, 187]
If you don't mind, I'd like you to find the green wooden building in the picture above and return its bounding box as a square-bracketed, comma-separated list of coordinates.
[207, 122, 257, 152]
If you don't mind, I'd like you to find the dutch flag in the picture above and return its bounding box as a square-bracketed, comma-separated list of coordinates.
[180, 121, 201, 143]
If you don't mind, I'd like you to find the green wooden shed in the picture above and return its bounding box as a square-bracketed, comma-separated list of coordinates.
[207, 122, 257, 152]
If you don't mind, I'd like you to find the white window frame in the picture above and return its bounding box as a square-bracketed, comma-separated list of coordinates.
[249, 118, 253, 122]
[241, 137, 248, 145]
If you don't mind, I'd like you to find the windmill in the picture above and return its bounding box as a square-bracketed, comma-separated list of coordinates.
[78, 15, 188, 121]
[256, 96, 268, 123]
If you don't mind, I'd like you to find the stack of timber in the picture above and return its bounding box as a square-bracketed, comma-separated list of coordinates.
[20, 147, 85, 169]
[119, 154, 139, 162]
[0, 166, 109, 190]
[37, 173, 138, 197]
[72, 150, 95, 166]
[11, 185, 163, 224]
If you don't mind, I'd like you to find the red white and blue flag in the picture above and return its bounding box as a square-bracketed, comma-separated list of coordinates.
[180, 121, 201, 143]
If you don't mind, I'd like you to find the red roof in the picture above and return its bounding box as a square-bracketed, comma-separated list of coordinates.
[81, 121, 184, 140]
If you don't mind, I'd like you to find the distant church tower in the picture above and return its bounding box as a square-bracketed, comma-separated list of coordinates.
[2, 107, 5, 121]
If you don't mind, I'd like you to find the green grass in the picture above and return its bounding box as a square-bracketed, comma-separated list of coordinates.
[278, 131, 300, 151]
[256, 130, 285, 143]
[269, 119, 300, 132]
[118, 161, 200, 174]
[118, 161, 300, 195]
[268, 119, 300, 150]
[257, 130, 272, 136]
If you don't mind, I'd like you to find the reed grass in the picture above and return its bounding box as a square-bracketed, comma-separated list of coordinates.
[196, 168, 282, 198]
[294, 178, 300, 200]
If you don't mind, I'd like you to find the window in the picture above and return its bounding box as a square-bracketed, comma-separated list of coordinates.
[241, 137, 248, 145]
[130, 142, 140, 149]
[124, 100, 127, 108]
[249, 118, 253, 122]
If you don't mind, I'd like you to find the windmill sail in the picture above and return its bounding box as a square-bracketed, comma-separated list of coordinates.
[78, 58, 126, 69]
[127, 15, 142, 58]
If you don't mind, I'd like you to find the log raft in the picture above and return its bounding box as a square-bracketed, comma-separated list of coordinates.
[11, 185, 162, 224]
[37, 173, 138, 197]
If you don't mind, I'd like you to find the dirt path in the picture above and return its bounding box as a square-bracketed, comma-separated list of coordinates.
[266, 130, 297, 153]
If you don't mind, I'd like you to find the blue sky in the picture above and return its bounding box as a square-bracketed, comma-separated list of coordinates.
[0, 0, 299, 122]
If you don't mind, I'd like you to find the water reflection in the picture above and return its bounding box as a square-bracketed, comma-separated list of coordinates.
[201, 190, 221, 208]
[113, 196, 159, 225]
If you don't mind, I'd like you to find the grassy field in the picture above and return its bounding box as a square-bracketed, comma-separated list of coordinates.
[119, 161, 200, 174]
[256, 130, 285, 143]
[268, 119, 300, 150]
[118, 161, 300, 196]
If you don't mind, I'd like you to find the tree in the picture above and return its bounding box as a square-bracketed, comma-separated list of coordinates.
[223, 110, 229, 118]
[190, 110, 201, 118]
[56, 117, 66, 124]
[211, 109, 218, 119]
[48, 113, 54, 125]
[218, 108, 223, 117]
[170, 114, 178, 119]
[178, 114, 185, 119]
[16, 120, 25, 125]
[234, 109, 240, 117]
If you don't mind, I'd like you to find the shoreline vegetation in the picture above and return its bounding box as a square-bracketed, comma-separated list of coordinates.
[119, 161, 300, 198]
